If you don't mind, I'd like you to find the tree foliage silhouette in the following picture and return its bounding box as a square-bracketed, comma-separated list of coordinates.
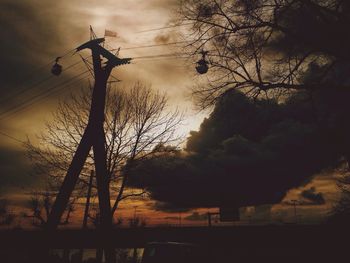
[125, 0, 349, 209]
[26, 82, 182, 226]
[179, 0, 350, 107]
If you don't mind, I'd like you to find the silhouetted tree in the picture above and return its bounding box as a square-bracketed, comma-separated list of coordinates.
[179, 0, 350, 107]
[26, 82, 182, 227]
[0, 199, 15, 226]
[127, 0, 350, 211]
[328, 169, 350, 224]
[28, 183, 78, 227]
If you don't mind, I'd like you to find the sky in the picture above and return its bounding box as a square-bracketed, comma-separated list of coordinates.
[0, 0, 206, 145]
[0, 0, 207, 189]
[0, 0, 211, 227]
[0, 0, 340, 227]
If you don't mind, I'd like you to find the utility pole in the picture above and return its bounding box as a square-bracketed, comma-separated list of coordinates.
[291, 199, 298, 224]
[207, 211, 220, 227]
[78, 171, 94, 263]
[82, 170, 94, 229]
[133, 206, 138, 224]
[46, 27, 131, 231]
[207, 212, 212, 227]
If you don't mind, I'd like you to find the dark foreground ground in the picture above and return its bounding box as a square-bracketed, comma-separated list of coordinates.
[0, 225, 348, 263]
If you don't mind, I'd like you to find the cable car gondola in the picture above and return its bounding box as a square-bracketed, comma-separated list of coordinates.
[196, 50, 209, 74]
[51, 57, 62, 76]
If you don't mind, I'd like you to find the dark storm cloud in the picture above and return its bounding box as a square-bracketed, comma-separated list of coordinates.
[127, 87, 350, 210]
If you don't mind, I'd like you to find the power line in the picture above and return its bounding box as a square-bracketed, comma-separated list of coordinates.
[0, 75, 55, 105]
[1, 26, 192, 105]
[0, 70, 89, 120]
[0, 49, 77, 104]
[0, 58, 84, 106]
[0, 51, 188, 118]
[121, 41, 190, 50]
[0, 53, 125, 120]
[1, 42, 190, 108]
[136, 22, 194, 33]
[0, 47, 190, 120]
[0, 131, 24, 144]
[132, 56, 191, 63]
[0, 70, 90, 120]
[132, 53, 183, 60]
[0, 74, 89, 122]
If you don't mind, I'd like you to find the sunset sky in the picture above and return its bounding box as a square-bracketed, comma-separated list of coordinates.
[0, 0, 212, 227]
[0, 0, 207, 146]
[0, 0, 206, 186]
[0, 0, 340, 227]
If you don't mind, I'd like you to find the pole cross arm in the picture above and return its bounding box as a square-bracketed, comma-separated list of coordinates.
[95, 45, 132, 68]
[76, 38, 105, 52]
[76, 38, 132, 68]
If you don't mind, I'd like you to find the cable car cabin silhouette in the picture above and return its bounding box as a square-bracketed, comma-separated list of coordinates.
[196, 50, 209, 74]
[51, 57, 62, 76]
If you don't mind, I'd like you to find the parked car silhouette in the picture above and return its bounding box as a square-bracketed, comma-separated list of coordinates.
[141, 242, 203, 263]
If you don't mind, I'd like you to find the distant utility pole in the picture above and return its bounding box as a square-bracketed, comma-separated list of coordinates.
[82, 170, 94, 229]
[133, 206, 138, 223]
[291, 199, 299, 224]
[46, 27, 131, 231]
[207, 212, 220, 227]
